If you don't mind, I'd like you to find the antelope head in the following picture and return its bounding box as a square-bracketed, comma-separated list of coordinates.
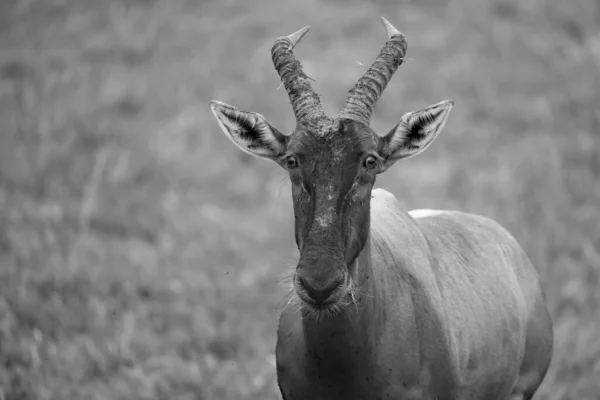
[210, 18, 453, 313]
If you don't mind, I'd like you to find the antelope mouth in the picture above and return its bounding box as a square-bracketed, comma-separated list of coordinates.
[294, 274, 357, 314]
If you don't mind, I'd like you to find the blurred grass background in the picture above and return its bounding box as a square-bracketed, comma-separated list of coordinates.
[0, 0, 599, 399]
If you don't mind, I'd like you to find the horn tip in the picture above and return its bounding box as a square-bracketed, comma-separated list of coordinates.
[209, 100, 224, 108]
[288, 26, 311, 45]
[380, 17, 402, 39]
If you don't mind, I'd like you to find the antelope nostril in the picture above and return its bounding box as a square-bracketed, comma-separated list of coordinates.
[298, 275, 343, 304]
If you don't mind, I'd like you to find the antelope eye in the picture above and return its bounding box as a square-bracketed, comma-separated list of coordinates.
[364, 155, 378, 169]
[285, 155, 299, 170]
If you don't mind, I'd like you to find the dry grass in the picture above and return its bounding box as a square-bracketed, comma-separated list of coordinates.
[0, 0, 599, 399]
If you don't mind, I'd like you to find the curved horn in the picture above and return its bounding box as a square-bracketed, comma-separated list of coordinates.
[340, 17, 407, 125]
[272, 26, 325, 123]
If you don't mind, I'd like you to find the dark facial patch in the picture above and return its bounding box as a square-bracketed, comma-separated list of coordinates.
[287, 120, 380, 271]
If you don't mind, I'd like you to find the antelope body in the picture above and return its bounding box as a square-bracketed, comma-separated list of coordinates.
[210, 18, 553, 400]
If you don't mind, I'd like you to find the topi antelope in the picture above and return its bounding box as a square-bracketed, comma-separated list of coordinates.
[210, 17, 553, 400]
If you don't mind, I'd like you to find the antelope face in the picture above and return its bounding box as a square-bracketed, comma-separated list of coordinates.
[210, 19, 453, 313]
[285, 121, 378, 309]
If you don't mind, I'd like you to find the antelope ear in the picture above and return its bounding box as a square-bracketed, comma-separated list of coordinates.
[210, 100, 288, 161]
[379, 100, 453, 170]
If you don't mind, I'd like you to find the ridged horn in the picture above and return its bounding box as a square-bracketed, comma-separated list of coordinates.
[339, 17, 407, 125]
[271, 26, 325, 123]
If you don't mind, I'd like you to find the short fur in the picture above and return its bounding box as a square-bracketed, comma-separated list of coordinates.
[276, 189, 553, 399]
[210, 18, 552, 400]
[210, 100, 553, 399]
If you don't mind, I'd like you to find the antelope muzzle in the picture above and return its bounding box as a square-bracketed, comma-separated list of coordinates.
[295, 252, 347, 306]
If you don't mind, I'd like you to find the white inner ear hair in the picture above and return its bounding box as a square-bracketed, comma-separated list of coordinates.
[216, 107, 284, 157]
[418, 102, 452, 134]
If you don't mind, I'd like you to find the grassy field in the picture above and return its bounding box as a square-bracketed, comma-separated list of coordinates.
[1, 0, 599, 399]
